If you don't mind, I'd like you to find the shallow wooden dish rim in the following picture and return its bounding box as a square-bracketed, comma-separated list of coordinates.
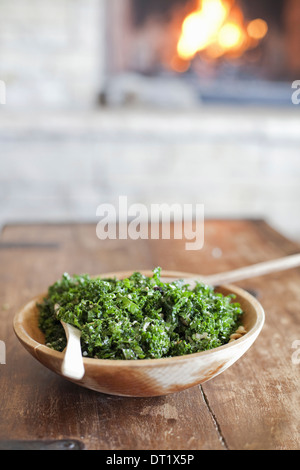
[13, 270, 265, 367]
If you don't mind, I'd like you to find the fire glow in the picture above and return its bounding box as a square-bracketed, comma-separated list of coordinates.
[175, 0, 268, 67]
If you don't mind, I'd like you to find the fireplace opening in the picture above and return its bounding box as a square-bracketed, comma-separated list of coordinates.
[103, 0, 296, 107]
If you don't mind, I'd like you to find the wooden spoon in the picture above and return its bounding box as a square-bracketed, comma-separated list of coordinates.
[55, 304, 85, 380]
[164, 253, 300, 288]
[60, 321, 85, 380]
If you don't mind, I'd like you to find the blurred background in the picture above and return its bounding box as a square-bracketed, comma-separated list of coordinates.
[0, 0, 300, 241]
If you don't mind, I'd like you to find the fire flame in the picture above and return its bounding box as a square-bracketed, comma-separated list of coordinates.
[176, 0, 268, 65]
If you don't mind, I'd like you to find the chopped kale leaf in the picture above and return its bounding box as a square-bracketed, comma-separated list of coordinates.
[38, 268, 243, 360]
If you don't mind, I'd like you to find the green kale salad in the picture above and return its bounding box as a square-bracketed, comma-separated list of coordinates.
[38, 268, 243, 360]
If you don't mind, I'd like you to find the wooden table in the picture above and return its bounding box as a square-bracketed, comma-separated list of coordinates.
[1, 220, 300, 451]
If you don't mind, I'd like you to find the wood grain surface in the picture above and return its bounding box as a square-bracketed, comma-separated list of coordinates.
[0, 220, 300, 450]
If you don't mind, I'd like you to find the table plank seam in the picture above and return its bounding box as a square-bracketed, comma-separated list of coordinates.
[199, 385, 228, 450]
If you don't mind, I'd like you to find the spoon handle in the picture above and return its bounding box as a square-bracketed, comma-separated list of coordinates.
[199, 253, 300, 286]
[61, 321, 85, 380]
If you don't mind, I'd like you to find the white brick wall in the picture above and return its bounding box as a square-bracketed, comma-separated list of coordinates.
[0, 1, 299, 242]
[0, 0, 106, 108]
[0, 107, 300, 242]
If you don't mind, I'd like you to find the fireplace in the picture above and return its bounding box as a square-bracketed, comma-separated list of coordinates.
[102, 0, 297, 106]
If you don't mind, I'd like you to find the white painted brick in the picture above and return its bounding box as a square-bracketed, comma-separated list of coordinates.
[0, 108, 299, 241]
[0, 0, 105, 108]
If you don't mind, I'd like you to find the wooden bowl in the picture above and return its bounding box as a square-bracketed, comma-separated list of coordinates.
[13, 270, 265, 397]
